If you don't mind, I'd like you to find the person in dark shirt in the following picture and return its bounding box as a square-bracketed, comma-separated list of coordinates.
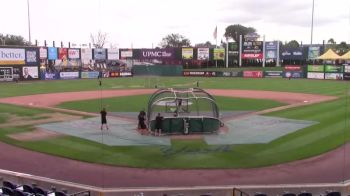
[100, 108, 109, 130]
[155, 113, 163, 136]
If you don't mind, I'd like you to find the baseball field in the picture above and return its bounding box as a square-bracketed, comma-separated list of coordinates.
[0, 77, 348, 171]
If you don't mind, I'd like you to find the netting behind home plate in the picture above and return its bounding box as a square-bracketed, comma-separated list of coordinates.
[147, 88, 221, 134]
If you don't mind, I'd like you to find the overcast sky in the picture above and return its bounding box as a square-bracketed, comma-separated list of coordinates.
[1, 0, 350, 48]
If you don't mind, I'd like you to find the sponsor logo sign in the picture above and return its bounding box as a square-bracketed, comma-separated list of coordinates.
[25, 49, 38, 64]
[119, 71, 133, 77]
[285, 65, 302, 71]
[59, 72, 79, 79]
[182, 48, 193, 59]
[183, 71, 216, 77]
[280, 48, 304, 60]
[243, 71, 263, 78]
[228, 42, 239, 56]
[242, 41, 263, 59]
[68, 49, 80, 59]
[94, 48, 106, 60]
[197, 48, 209, 60]
[22, 66, 38, 79]
[213, 48, 225, 60]
[81, 71, 100, 79]
[265, 41, 278, 59]
[140, 49, 174, 59]
[325, 73, 343, 80]
[264, 71, 283, 78]
[308, 46, 321, 59]
[120, 49, 133, 58]
[344, 73, 350, 80]
[307, 65, 324, 72]
[42, 72, 59, 80]
[48, 47, 58, 60]
[107, 48, 119, 60]
[0, 48, 25, 65]
[307, 72, 324, 79]
[284, 71, 303, 78]
[58, 48, 68, 60]
[345, 65, 350, 73]
[39, 47, 47, 59]
[81, 48, 92, 63]
[0, 67, 13, 81]
[324, 65, 343, 73]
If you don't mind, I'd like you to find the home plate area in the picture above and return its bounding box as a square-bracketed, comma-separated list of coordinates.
[37, 114, 317, 146]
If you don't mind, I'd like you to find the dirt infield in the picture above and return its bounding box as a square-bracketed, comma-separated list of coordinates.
[0, 89, 344, 188]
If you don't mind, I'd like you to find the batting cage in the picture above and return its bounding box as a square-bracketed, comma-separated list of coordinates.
[147, 88, 222, 135]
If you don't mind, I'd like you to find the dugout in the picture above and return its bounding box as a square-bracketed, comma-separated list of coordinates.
[147, 88, 222, 135]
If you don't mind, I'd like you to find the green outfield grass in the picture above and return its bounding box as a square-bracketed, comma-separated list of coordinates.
[0, 77, 348, 168]
[57, 95, 285, 113]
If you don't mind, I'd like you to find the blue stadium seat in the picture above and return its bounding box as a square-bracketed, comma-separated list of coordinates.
[1, 187, 14, 196]
[3, 181, 18, 190]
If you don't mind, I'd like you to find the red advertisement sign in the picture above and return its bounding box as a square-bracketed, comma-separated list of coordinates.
[58, 48, 68, 60]
[243, 71, 263, 78]
[285, 65, 302, 71]
[241, 53, 263, 59]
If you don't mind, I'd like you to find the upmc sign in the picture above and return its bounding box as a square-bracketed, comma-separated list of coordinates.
[140, 49, 174, 59]
[0, 48, 25, 65]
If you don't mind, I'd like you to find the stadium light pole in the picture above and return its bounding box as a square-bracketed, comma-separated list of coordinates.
[27, 0, 32, 45]
[310, 0, 315, 45]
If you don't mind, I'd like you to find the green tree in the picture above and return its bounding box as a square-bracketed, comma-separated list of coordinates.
[224, 24, 256, 43]
[160, 33, 191, 48]
[336, 41, 349, 55]
[195, 41, 215, 48]
[327, 38, 336, 45]
[0, 34, 29, 46]
[284, 40, 300, 48]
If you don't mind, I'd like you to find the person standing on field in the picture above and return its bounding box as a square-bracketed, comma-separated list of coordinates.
[100, 108, 109, 130]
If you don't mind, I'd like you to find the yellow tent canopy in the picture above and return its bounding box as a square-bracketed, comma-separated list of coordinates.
[340, 50, 350, 60]
[316, 49, 341, 60]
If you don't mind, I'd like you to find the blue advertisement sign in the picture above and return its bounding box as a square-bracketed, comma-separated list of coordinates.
[48, 47, 58, 60]
[40, 71, 59, 80]
[93, 48, 107, 60]
[280, 48, 304, 60]
[265, 41, 277, 59]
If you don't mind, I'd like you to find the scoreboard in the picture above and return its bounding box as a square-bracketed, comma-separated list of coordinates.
[0, 67, 13, 81]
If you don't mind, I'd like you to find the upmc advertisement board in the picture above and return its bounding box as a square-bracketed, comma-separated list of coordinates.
[241, 41, 263, 59]
[0, 48, 25, 65]
[140, 49, 174, 59]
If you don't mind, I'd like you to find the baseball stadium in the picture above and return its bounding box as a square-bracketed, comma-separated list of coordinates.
[1, 1, 350, 195]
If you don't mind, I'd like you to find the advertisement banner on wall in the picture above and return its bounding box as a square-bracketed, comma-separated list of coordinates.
[0, 48, 25, 65]
[197, 48, 209, 60]
[140, 49, 175, 59]
[265, 41, 278, 59]
[325, 73, 343, 80]
[344, 73, 350, 80]
[68, 49, 80, 59]
[183, 71, 216, 77]
[284, 71, 303, 78]
[182, 48, 193, 59]
[243, 71, 263, 78]
[307, 65, 324, 72]
[94, 48, 107, 60]
[48, 47, 58, 60]
[25, 48, 39, 65]
[307, 72, 324, 79]
[308, 46, 321, 59]
[284, 65, 302, 71]
[264, 71, 283, 78]
[81, 48, 92, 63]
[81, 71, 100, 79]
[39, 47, 47, 59]
[213, 48, 225, 60]
[120, 49, 133, 59]
[58, 48, 68, 60]
[107, 48, 119, 60]
[241, 41, 263, 59]
[345, 65, 350, 73]
[40, 72, 59, 80]
[59, 72, 79, 79]
[280, 48, 304, 60]
[0, 67, 13, 81]
[22, 66, 38, 79]
[324, 65, 343, 73]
